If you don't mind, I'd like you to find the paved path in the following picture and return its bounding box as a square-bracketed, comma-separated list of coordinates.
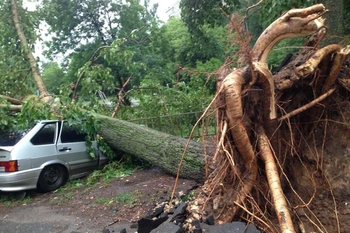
[0, 205, 96, 233]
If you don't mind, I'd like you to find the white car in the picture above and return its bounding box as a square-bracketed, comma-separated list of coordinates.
[0, 120, 109, 192]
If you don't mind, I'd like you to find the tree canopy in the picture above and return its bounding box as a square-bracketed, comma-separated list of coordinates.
[0, 0, 348, 131]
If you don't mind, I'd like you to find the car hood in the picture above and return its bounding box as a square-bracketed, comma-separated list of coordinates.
[0, 146, 13, 152]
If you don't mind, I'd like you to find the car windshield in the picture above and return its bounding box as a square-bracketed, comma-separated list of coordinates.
[0, 130, 29, 146]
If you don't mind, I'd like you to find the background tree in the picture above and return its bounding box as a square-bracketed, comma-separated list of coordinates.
[39, 0, 161, 106]
[0, 0, 38, 100]
[41, 62, 65, 94]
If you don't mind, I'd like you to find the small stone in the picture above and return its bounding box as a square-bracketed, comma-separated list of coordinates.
[102, 226, 126, 233]
[206, 215, 215, 225]
[190, 205, 199, 212]
[192, 213, 200, 220]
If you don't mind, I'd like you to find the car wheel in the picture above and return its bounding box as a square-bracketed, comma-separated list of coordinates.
[37, 165, 67, 193]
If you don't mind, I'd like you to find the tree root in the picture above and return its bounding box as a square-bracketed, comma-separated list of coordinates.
[252, 4, 325, 63]
[257, 126, 295, 233]
[322, 46, 350, 93]
[182, 4, 350, 233]
[279, 88, 336, 121]
[295, 44, 342, 77]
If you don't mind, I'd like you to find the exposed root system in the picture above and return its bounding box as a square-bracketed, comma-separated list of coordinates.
[182, 4, 350, 233]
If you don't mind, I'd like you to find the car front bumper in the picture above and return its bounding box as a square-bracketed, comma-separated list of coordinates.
[0, 168, 41, 192]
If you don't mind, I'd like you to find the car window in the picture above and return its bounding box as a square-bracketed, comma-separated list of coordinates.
[60, 122, 86, 143]
[30, 123, 56, 145]
[0, 131, 28, 146]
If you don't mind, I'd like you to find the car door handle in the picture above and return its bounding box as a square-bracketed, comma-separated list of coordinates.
[59, 147, 72, 152]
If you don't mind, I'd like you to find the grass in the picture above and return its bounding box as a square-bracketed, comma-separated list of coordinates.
[49, 159, 140, 204]
[86, 160, 138, 185]
[0, 194, 31, 207]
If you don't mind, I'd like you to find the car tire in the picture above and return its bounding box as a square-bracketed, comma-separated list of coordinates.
[37, 165, 67, 193]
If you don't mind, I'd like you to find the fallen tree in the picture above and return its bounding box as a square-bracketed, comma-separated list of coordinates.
[4, 2, 350, 232]
[95, 113, 213, 181]
[2, 0, 212, 182]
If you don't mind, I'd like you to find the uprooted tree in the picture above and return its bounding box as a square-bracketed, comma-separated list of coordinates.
[3, 1, 350, 232]
[181, 4, 350, 233]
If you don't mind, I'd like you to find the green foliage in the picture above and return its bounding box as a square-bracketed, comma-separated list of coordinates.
[16, 97, 54, 128]
[0, 0, 38, 100]
[180, 0, 240, 35]
[41, 62, 66, 94]
[162, 17, 230, 68]
[0, 99, 18, 130]
[344, 0, 350, 37]
[86, 160, 139, 185]
[259, 0, 317, 28]
[39, 0, 158, 55]
[181, 189, 197, 202]
[267, 38, 304, 69]
[0, 193, 31, 207]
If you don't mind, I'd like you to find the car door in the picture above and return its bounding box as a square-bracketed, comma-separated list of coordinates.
[29, 122, 59, 168]
[56, 121, 98, 179]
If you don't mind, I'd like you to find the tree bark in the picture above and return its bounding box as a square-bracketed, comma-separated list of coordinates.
[94, 113, 213, 182]
[10, 0, 52, 103]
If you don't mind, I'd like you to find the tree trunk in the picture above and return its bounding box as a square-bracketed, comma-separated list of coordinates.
[94, 113, 213, 182]
[10, 0, 52, 103]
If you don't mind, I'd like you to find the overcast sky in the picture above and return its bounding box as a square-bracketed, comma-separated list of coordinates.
[150, 0, 179, 21]
[22, 0, 180, 60]
[23, 0, 179, 22]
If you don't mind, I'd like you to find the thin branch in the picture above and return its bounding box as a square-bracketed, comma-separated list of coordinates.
[0, 95, 22, 105]
[111, 76, 131, 118]
[0, 104, 22, 111]
[243, 0, 264, 24]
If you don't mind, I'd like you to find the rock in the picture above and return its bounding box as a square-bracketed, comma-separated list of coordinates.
[200, 221, 261, 233]
[150, 222, 181, 233]
[205, 215, 215, 225]
[137, 215, 168, 233]
[102, 226, 127, 233]
[170, 202, 187, 221]
[149, 201, 188, 233]
[144, 204, 166, 219]
[192, 220, 202, 233]
[159, 212, 168, 219]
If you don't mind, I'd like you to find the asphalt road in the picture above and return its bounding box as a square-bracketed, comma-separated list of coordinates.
[0, 219, 67, 233]
[0, 205, 97, 233]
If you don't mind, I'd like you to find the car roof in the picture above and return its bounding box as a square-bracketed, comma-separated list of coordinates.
[36, 120, 60, 124]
